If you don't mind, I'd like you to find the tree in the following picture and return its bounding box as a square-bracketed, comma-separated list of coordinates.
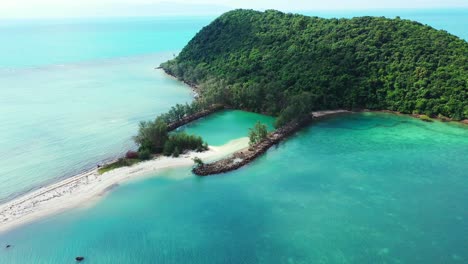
[248, 121, 269, 146]
[133, 119, 168, 153]
[173, 147, 180, 157]
[138, 149, 152, 160]
[193, 157, 204, 168]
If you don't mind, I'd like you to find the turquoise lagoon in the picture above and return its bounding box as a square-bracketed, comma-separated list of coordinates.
[1, 113, 467, 263]
[182, 110, 275, 146]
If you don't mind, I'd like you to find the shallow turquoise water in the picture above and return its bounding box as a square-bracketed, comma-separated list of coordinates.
[181, 110, 275, 146]
[1, 113, 467, 263]
[0, 54, 195, 202]
[0, 16, 212, 202]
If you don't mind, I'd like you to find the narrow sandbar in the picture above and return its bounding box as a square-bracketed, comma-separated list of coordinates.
[0, 137, 249, 233]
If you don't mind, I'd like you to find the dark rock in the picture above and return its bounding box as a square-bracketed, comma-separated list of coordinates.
[5, 244, 11, 249]
[75, 256, 85, 262]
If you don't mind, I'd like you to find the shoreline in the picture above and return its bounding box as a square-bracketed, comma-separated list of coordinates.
[0, 138, 249, 234]
[361, 109, 468, 125]
[156, 67, 199, 95]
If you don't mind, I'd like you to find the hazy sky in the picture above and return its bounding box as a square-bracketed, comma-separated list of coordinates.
[2, 0, 467, 18]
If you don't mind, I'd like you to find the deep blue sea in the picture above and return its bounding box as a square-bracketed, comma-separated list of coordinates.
[0, 9, 467, 264]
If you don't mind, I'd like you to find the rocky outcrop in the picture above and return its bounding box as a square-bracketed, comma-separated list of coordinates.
[167, 104, 225, 131]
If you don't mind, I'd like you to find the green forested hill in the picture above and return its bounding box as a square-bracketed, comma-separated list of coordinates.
[161, 9, 468, 125]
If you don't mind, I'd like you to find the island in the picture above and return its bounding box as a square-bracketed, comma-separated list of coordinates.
[159, 9, 467, 175]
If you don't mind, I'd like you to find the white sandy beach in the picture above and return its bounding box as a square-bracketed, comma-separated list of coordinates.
[0, 137, 249, 234]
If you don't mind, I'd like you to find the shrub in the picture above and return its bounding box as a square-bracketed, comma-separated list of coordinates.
[138, 149, 151, 160]
[173, 147, 180, 157]
[163, 132, 207, 156]
[133, 119, 168, 153]
[193, 157, 204, 167]
[98, 158, 139, 174]
[249, 121, 269, 146]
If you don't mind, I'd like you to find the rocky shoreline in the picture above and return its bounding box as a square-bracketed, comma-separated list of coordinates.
[156, 66, 198, 90]
[193, 110, 350, 176]
[167, 104, 225, 131]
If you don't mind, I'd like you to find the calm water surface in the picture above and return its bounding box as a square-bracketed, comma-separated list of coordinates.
[0, 54, 194, 202]
[1, 113, 467, 263]
[0, 17, 212, 201]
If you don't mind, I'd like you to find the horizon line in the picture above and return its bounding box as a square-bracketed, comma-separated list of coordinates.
[1, 6, 467, 20]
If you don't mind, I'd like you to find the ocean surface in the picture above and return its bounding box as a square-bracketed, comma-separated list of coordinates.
[0, 54, 196, 202]
[0, 8, 467, 263]
[0, 17, 213, 68]
[1, 113, 467, 263]
[0, 17, 213, 202]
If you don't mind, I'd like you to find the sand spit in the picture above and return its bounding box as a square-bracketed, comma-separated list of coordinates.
[0, 138, 249, 233]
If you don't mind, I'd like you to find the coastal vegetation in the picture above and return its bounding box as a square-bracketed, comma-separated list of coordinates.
[192, 157, 204, 168]
[159, 101, 208, 124]
[134, 117, 208, 157]
[99, 104, 215, 174]
[161, 9, 468, 125]
[98, 158, 141, 174]
[162, 133, 208, 157]
[248, 121, 269, 146]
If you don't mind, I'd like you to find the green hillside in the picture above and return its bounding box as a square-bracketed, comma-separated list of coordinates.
[161, 9, 468, 125]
